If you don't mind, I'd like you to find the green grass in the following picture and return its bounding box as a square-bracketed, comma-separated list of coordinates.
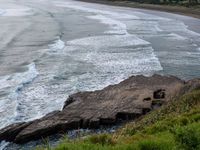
[37, 89, 200, 150]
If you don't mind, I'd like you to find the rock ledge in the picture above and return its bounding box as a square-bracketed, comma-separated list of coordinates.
[1, 74, 198, 144]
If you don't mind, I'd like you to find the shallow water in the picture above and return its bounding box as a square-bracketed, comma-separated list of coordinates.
[0, 0, 200, 149]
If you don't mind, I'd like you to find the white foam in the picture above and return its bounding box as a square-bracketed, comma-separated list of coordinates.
[0, 141, 9, 150]
[55, 1, 139, 20]
[130, 11, 171, 21]
[55, 0, 200, 39]
[167, 33, 187, 40]
[0, 8, 33, 17]
[48, 39, 65, 52]
[86, 47, 162, 74]
[67, 34, 150, 48]
[88, 15, 128, 35]
[12, 80, 71, 123]
[8, 39, 66, 123]
[0, 63, 39, 128]
[56, 0, 162, 90]
[0, 63, 38, 94]
[66, 47, 162, 92]
[55, 1, 138, 35]
[160, 20, 200, 37]
[55, 1, 141, 36]
[66, 34, 162, 92]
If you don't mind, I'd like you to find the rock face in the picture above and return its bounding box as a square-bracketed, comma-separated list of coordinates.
[1, 74, 196, 144]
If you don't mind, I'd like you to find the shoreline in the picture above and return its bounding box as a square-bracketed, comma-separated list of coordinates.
[0, 74, 187, 144]
[76, 0, 200, 19]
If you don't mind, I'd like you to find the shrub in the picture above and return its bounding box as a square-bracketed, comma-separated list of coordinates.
[174, 123, 200, 150]
[144, 122, 171, 134]
[191, 113, 200, 122]
[178, 117, 190, 126]
[138, 140, 174, 150]
[88, 134, 116, 146]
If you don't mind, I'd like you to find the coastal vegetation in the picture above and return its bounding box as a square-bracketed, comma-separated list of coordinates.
[133, 0, 200, 6]
[37, 88, 200, 150]
[81, 0, 200, 19]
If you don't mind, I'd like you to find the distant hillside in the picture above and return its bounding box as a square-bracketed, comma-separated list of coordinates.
[78, 0, 200, 19]
[130, 0, 199, 6]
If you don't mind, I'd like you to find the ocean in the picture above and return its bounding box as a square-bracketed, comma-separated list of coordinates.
[0, 0, 200, 149]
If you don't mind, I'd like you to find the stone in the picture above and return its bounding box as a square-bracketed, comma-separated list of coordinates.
[0, 74, 191, 144]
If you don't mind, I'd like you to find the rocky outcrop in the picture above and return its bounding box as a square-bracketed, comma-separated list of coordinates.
[1, 74, 198, 144]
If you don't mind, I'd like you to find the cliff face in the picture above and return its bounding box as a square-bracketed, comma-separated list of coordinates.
[1, 74, 199, 144]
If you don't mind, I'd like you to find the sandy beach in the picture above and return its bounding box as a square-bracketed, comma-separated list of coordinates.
[77, 0, 200, 19]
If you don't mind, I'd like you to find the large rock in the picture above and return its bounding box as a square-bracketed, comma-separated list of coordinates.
[0, 74, 192, 144]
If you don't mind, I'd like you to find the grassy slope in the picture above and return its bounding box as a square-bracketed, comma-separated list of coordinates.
[37, 89, 200, 150]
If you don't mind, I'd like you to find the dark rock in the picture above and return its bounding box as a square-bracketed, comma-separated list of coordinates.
[116, 112, 141, 120]
[100, 118, 116, 125]
[0, 122, 32, 142]
[153, 89, 165, 99]
[142, 108, 152, 114]
[179, 78, 200, 95]
[63, 96, 76, 109]
[89, 119, 100, 129]
[0, 74, 189, 144]
[143, 97, 151, 101]
[151, 99, 165, 109]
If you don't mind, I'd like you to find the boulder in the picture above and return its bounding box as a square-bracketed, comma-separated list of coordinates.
[0, 74, 189, 143]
